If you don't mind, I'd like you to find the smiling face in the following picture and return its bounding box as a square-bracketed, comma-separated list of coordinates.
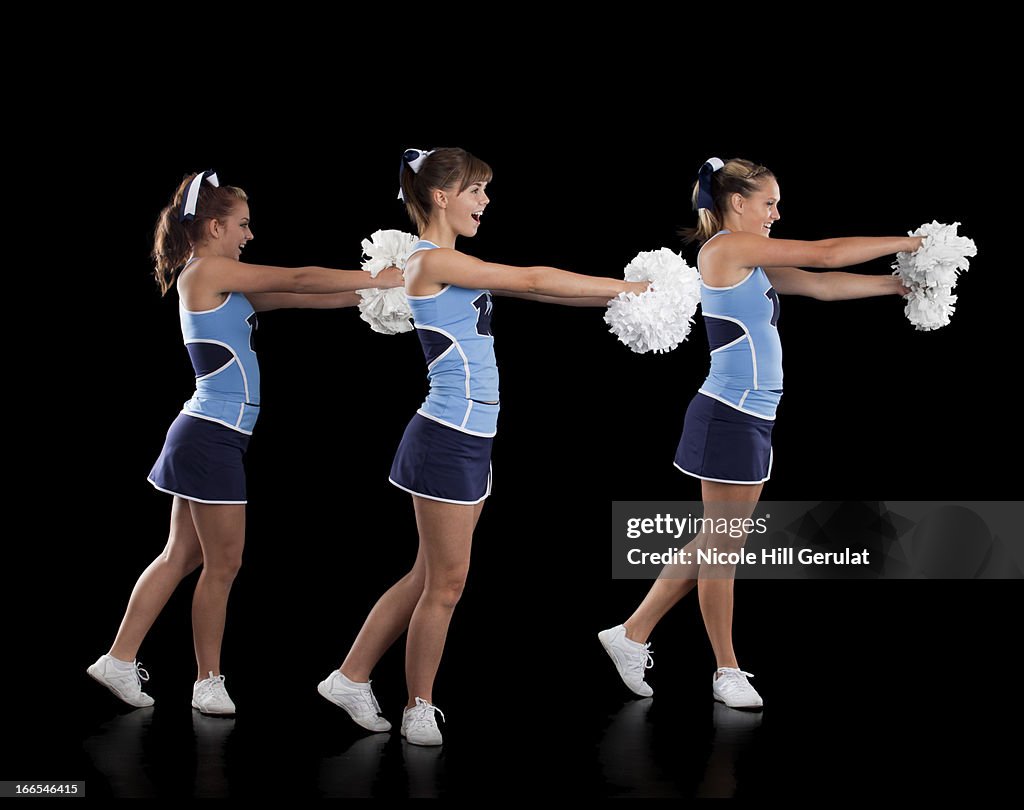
[734, 178, 781, 238]
[446, 180, 489, 238]
[208, 201, 254, 259]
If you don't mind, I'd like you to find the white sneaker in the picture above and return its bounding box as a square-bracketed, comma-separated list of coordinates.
[87, 654, 155, 708]
[712, 667, 763, 709]
[598, 625, 654, 697]
[318, 670, 392, 732]
[401, 697, 445, 746]
[192, 672, 236, 716]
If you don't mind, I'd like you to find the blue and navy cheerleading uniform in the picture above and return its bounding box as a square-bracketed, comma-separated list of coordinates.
[389, 240, 499, 504]
[675, 231, 782, 484]
[148, 258, 260, 504]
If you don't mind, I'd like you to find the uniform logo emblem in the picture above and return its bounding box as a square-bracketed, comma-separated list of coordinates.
[765, 287, 780, 327]
[473, 292, 493, 337]
[246, 312, 259, 351]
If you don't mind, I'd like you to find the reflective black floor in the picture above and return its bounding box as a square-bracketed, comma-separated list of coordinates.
[25, 582, 1022, 799]
[70, 693, 766, 798]
[60, 673, 768, 798]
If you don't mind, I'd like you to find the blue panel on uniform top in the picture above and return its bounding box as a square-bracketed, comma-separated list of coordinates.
[187, 342, 235, 378]
[705, 317, 746, 352]
[417, 328, 455, 367]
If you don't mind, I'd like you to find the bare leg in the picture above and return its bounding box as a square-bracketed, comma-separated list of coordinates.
[623, 481, 763, 656]
[623, 564, 699, 644]
[188, 502, 246, 680]
[340, 501, 484, 684]
[697, 481, 763, 670]
[404, 498, 483, 707]
[340, 550, 426, 682]
[109, 497, 204, 661]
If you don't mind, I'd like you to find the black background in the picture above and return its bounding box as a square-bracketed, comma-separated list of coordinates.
[13, 82, 1021, 797]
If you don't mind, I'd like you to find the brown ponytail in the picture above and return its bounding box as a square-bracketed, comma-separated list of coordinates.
[151, 172, 248, 295]
[681, 158, 774, 244]
[399, 147, 492, 233]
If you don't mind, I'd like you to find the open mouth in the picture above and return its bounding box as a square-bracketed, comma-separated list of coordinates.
[472, 211, 483, 224]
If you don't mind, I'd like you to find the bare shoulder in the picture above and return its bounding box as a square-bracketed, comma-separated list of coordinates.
[177, 254, 231, 291]
[407, 247, 465, 295]
[698, 233, 753, 287]
[697, 233, 725, 261]
[704, 231, 762, 256]
[179, 255, 235, 282]
[414, 246, 467, 271]
[177, 256, 233, 310]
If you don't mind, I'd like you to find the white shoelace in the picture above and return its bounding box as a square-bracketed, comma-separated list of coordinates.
[134, 662, 151, 683]
[358, 681, 383, 715]
[629, 644, 654, 675]
[198, 672, 229, 699]
[717, 668, 755, 683]
[408, 698, 445, 729]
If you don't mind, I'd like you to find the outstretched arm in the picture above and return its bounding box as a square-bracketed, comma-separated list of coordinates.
[416, 249, 647, 299]
[765, 266, 908, 301]
[187, 257, 403, 296]
[719, 233, 923, 270]
[182, 259, 403, 312]
[247, 292, 363, 312]
[495, 290, 619, 307]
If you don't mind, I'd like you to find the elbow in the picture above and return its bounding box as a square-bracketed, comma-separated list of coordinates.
[814, 273, 837, 301]
[820, 246, 842, 270]
[292, 268, 316, 293]
[523, 267, 544, 294]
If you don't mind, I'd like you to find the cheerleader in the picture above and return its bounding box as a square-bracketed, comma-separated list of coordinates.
[317, 147, 648, 744]
[599, 157, 922, 708]
[87, 170, 402, 715]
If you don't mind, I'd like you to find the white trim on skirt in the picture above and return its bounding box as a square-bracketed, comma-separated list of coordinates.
[672, 447, 773, 486]
[147, 477, 247, 505]
[387, 464, 493, 506]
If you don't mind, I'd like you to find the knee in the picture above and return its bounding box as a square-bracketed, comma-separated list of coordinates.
[697, 527, 749, 555]
[160, 546, 204, 577]
[425, 570, 469, 610]
[201, 548, 244, 583]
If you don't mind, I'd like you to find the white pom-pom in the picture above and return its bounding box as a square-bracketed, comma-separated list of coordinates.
[903, 286, 958, 331]
[892, 221, 976, 331]
[361, 229, 417, 276]
[604, 248, 701, 354]
[357, 229, 418, 335]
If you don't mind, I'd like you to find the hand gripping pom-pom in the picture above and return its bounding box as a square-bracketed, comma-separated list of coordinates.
[357, 229, 418, 335]
[892, 221, 976, 331]
[604, 248, 701, 354]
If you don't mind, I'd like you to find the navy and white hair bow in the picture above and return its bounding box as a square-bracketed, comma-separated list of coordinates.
[696, 157, 724, 211]
[179, 170, 220, 223]
[398, 148, 434, 201]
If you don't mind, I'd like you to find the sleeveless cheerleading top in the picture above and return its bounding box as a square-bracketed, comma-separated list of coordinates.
[406, 240, 499, 437]
[697, 230, 783, 420]
[178, 257, 261, 434]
